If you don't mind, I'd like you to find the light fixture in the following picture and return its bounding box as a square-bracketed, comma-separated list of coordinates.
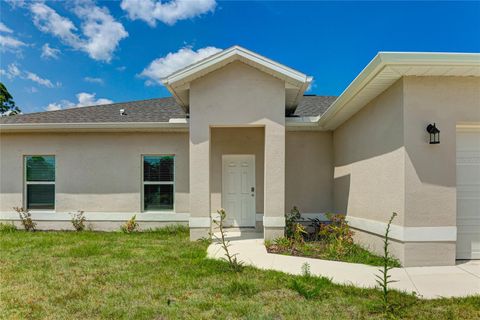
[426, 123, 440, 144]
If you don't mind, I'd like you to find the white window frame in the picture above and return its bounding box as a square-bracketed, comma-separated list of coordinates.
[141, 154, 175, 212]
[24, 155, 56, 212]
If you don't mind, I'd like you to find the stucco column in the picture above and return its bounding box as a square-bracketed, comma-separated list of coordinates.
[263, 122, 286, 240]
[189, 125, 211, 240]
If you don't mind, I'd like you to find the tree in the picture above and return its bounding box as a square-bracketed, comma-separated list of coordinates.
[0, 82, 21, 116]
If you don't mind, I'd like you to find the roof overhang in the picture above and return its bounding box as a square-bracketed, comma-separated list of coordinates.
[0, 119, 189, 133]
[318, 52, 480, 130]
[162, 45, 312, 114]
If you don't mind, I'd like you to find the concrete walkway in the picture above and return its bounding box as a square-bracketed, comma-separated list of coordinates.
[207, 231, 480, 299]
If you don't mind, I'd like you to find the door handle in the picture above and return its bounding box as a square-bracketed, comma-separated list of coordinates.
[251, 187, 255, 192]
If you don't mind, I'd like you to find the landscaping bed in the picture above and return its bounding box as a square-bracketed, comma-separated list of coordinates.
[265, 209, 401, 267]
[266, 239, 401, 267]
[1, 226, 479, 319]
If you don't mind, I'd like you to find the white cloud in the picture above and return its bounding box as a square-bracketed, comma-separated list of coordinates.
[7, 63, 21, 78]
[84, 76, 104, 85]
[25, 72, 54, 88]
[121, 0, 216, 26]
[0, 34, 26, 50]
[73, 3, 129, 62]
[45, 92, 113, 111]
[2, 63, 58, 88]
[141, 46, 221, 85]
[0, 22, 13, 33]
[30, 2, 128, 62]
[41, 43, 60, 59]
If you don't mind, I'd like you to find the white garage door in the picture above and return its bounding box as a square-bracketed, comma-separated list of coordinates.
[456, 130, 480, 259]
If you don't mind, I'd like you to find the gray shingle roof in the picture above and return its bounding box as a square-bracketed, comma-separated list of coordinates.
[0, 95, 337, 124]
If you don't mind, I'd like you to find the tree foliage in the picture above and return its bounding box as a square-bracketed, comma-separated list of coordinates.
[0, 82, 21, 116]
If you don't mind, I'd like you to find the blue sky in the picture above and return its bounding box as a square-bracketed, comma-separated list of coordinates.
[1, 1, 479, 114]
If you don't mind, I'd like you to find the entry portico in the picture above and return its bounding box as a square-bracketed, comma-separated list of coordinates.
[162, 46, 312, 240]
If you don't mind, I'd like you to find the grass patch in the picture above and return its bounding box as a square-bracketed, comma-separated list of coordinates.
[266, 239, 401, 267]
[0, 229, 478, 319]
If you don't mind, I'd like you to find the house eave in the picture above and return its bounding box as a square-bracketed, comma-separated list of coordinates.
[0, 120, 189, 133]
[318, 52, 480, 130]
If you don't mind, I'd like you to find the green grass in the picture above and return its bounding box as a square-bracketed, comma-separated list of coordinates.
[266, 238, 402, 267]
[1, 228, 479, 319]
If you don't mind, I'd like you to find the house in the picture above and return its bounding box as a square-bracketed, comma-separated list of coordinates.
[1, 46, 479, 267]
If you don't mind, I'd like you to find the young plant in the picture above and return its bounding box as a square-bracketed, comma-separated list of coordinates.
[121, 214, 139, 233]
[285, 206, 301, 238]
[293, 223, 308, 244]
[13, 207, 36, 231]
[375, 212, 398, 314]
[318, 214, 354, 258]
[0, 222, 17, 232]
[71, 210, 86, 231]
[212, 209, 244, 272]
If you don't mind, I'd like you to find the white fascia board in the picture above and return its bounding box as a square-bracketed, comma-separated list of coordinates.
[317, 53, 385, 129]
[163, 46, 311, 88]
[0, 121, 189, 133]
[318, 52, 480, 130]
[378, 51, 480, 66]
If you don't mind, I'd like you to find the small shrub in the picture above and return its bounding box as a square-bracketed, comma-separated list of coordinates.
[13, 207, 36, 231]
[290, 263, 330, 300]
[212, 208, 244, 272]
[0, 222, 17, 232]
[375, 212, 398, 315]
[224, 279, 259, 297]
[293, 223, 308, 244]
[318, 214, 354, 258]
[121, 215, 139, 233]
[301, 262, 311, 277]
[285, 206, 301, 238]
[71, 211, 86, 231]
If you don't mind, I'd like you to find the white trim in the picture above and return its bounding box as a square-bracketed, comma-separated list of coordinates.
[0, 211, 189, 222]
[319, 52, 480, 130]
[347, 216, 457, 242]
[162, 45, 312, 109]
[189, 217, 211, 228]
[162, 45, 311, 87]
[263, 216, 286, 228]
[0, 121, 189, 133]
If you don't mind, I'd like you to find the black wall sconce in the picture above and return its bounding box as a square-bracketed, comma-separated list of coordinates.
[426, 123, 440, 144]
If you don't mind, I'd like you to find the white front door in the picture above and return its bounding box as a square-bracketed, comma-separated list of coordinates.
[222, 155, 256, 227]
[456, 129, 480, 259]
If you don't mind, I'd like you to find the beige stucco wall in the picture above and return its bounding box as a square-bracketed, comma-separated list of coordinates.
[210, 127, 265, 213]
[333, 76, 480, 266]
[403, 76, 480, 227]
[333, 79, 406, 226]
[189, 61, 286, 239]
[0, 132, 189, 213]
[285, 131, 333, 213]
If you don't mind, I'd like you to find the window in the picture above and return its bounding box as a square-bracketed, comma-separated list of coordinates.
[142, 155, 174, 211]
[25, 155, 55, 210]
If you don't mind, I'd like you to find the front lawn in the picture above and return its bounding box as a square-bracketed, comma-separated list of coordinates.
[1, 228, 479, 319]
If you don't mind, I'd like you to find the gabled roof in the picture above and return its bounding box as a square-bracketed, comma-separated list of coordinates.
[0, 95, 335, 132]
[319, 52, 480, 130]
[162, 45, 313, 112]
